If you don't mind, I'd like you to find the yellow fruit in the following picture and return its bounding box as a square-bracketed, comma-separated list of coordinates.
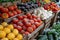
[0, 25, 3, 30]
[7, 24, 14, 30]
[17, 34, 23, 40]
[4, 28, 11, 34]
[7, 33, 15, 40]
[0, 31, 6, 38]
[1, 38, 8, 40]
[1, 22, 8, 27]
[13, 29, 19, 36]
[13, 38, 19, 40]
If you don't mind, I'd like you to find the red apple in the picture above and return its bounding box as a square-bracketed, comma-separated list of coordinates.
[24, 31, 30, 35]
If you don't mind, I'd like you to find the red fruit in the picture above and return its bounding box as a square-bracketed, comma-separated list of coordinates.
[24, 31, 30, 35]
[12, 18, 19, 23]
[8, 12, 14, 17]
[23, 26, 27, 31]
[37, 18, 41, 22]
[22, 18, 28, 23]
[17, 16, 23, 20]
[26, 13, 31, 17]
[32, 25, 36, 30]
[25, 22, 32, 27]
[21, 30, 25, 34]
[23, 15, 27, 18]
[18, 22, 23, 26]
[8, 6, 14, 11]
[27, 27, 34, 33]
[17, 26, 22, 31]
[1, 8, 9, 13]
[29, 20, 34, 24]
[14, 5, 17, 9]
[12, 11, 17, 15]
[34, 22, 40, 27]
[16, 9, 22, 14]
[33, 18, 37, 22]
[32, 14, 37, 18]
[13, 24, 18, 28]
[28, 16, 32, 19]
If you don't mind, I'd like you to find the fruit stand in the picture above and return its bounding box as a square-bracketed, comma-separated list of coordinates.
[0, 0, 59, 40]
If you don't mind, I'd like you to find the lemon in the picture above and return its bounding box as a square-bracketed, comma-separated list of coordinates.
[7, 33, 15, 40]
[7, 24, 14, 30]
[4, 28, 11, 34]
[1, 22, 8, 27]
[13, 29, 19, 36]
[17, 34, 23, 40]
[1, 38, 8, 40]
[0, 25, 3, 30]
[0, 31, 6, 38]
[13, 38, 19, 40]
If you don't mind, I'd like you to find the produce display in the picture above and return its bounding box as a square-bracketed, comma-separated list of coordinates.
[11, 13, 43, 35]
[0, 0, 59, 40]
[43, 2, 59, 13]
[0, 5, 22, 19]
[0, 22, 23, 40]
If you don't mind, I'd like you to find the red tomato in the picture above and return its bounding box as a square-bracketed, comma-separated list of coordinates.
[37, 18, 41, 22]
[22, 26, 27, 31]
[28, 16, 32, 19]
[32, 14, 37, 18]
[26, 13, 31, 17]
[23, 15, 27, 18]
[13, 24, 18, 28]
[18, 22, 23, 26]
[1, 8, 9, 13]
[24, 31, 30, 35]
[34, 22, 40, 27]
[8, 6, 14, 11]
[33, 18, 37, 22]
[16, 9, 22, 14]
[25, 22, 32, 27]
[32, 25, 36, 30]
[12, 18, 19, 23]
[8, 12, 14, 17]
[17, 26, 22, 31]
[21, 30, 25, 34]
[12, 11, 17, 15]
[29, 20, 34, 24]
[14, 5, 17, 9]
[27, 27, 34, 33]
[22, 18, 28, 23]
[17, 16, 23, 20]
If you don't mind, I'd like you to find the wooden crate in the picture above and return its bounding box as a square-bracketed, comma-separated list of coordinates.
[23, 23, 44, 40]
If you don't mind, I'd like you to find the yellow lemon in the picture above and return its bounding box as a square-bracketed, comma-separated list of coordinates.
[7, 24, 14, 30]
[1, 22, 8, 27]
[4, 28, 11, 34]
[7, 33, 15, 40]
[0, 31, 6, 38]
[13, 38, 19, 40]
[17, 34, 23, 40]
[0, 25, 3, 30]
[1, 38, 8, 40]
[13, 29, 19, 36]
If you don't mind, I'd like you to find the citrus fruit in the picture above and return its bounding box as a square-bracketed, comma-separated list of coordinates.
[0, 31, 6, 38]
[0, 25, 3, 30]
[1, 22, 8, 27]
[7, 33, 15, 40]
[17, 34, 23, 40]
[13, 29, 19, 36]
[4, 28, 11, 34]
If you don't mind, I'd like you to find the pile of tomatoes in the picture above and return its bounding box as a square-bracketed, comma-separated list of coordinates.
[0, 5, 22, 19]
[12, 13, 43, 35]
[43, 2, 59, 13]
